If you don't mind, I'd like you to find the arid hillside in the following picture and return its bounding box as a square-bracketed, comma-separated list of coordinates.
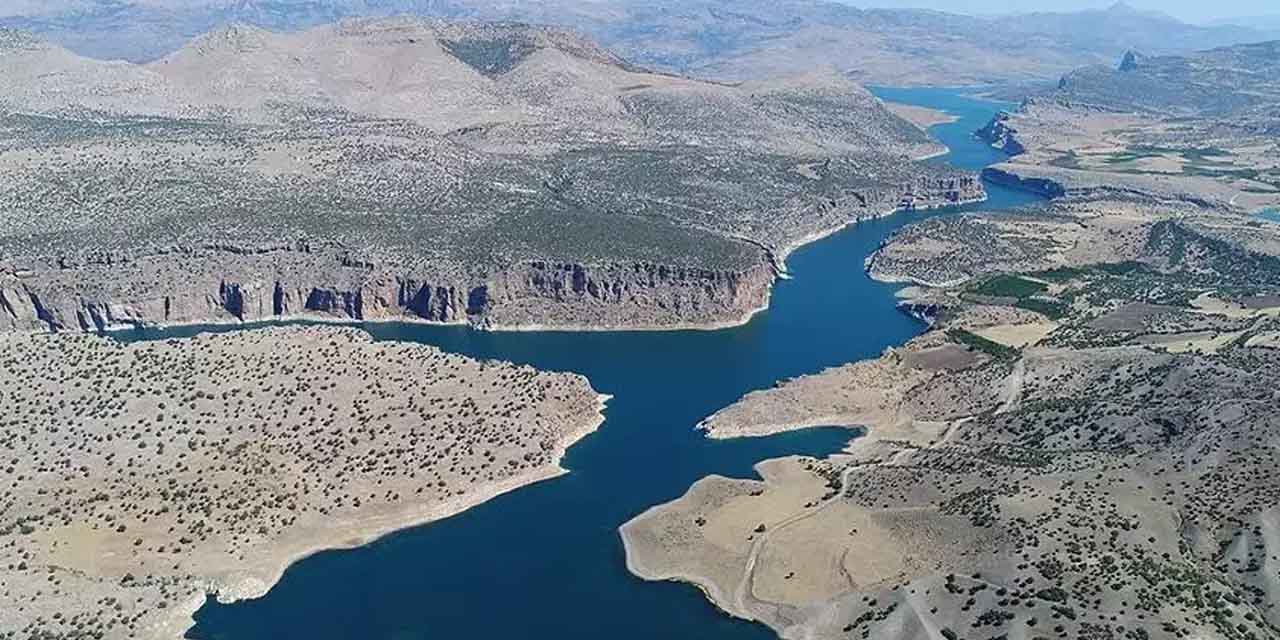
[0, 19, 979, 333]
[0, 325, 606, 639]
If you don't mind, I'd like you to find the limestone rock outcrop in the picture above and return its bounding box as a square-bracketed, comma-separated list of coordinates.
[976, 111, 1026, 156]
[0, 244, 777, 332]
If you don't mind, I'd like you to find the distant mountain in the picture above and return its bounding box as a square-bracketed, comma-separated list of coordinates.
[0, 17, 931, 158]
[3, 0, 1277, 85]
[991, 2, 1271, 56]
[1051, 39, 1280, 117]
[1206, 14, 1280, 32]
[0, 26, 194, 118]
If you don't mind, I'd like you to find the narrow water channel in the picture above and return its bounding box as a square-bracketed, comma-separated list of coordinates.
[139, 88, 1041, 640]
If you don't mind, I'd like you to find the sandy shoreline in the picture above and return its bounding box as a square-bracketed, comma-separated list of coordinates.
[862, 266, 970, 289]
[85, 302, 779, 339]
[698, 414, 863, 441]
[913, 146, 951, 161]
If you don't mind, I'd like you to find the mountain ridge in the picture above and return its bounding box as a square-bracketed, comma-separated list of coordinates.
[1050, 38, 1280, 116]
[4, 0, 1276, 85]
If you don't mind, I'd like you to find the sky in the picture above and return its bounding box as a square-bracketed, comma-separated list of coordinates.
[854, 0, 1277, 23]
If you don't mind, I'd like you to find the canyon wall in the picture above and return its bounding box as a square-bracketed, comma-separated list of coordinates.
[0, 167, 981, 335]
[975, 111, 1027, 156]
[0, 244, 776, 332]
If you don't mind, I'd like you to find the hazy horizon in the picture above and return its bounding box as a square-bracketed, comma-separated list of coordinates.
[850, 0, 1278, 24]
[0, 0, 1276, 25]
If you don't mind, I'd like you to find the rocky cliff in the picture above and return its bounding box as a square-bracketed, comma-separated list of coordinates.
[976, 111, 1026, 156]
[0, 160, 979, 334]
[980, 166, 1066, 198]
[879, 174, 986, 211]
[983, 164, 1229, 208]
[0, 243, 777, 332]
[478, 260, 775, 329]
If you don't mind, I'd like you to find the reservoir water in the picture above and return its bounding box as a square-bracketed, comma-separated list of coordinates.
[149, 88, 1041, 639]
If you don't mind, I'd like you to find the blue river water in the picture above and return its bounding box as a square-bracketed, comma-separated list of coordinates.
[136, 88, 1040, 639]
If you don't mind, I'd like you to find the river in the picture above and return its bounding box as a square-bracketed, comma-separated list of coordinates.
[140, 87, 1041, 639]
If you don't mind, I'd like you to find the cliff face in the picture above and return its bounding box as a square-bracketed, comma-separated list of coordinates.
[0, 245, 776, 332]
[840, 173, 986, 218]
[0, 168, 983, 335]
[980, 166, 1066, 198]
[897, 174, 986, 210]
[895, 301, 942, 326]
[479, 260, 775, 328]
[976, 111, 1027, 156]
[983, 165, 1230, 209]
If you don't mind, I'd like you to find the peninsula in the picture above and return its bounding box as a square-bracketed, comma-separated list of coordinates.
[624, 200, 1280, 638]
[0, 325, 605, 638]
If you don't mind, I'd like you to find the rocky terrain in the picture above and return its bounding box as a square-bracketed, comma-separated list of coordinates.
[864, 197, 1209, 288]
[978, 42, 1280, 214]
[0, 324, 606, 639]
[622, 196, 1280, 640]
[0, 19, 980, 333]
[4, 1, 1278, 87]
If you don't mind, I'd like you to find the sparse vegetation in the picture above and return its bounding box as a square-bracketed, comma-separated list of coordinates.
[627, 181, 1280, 640]
[0, 325, 603, 639]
